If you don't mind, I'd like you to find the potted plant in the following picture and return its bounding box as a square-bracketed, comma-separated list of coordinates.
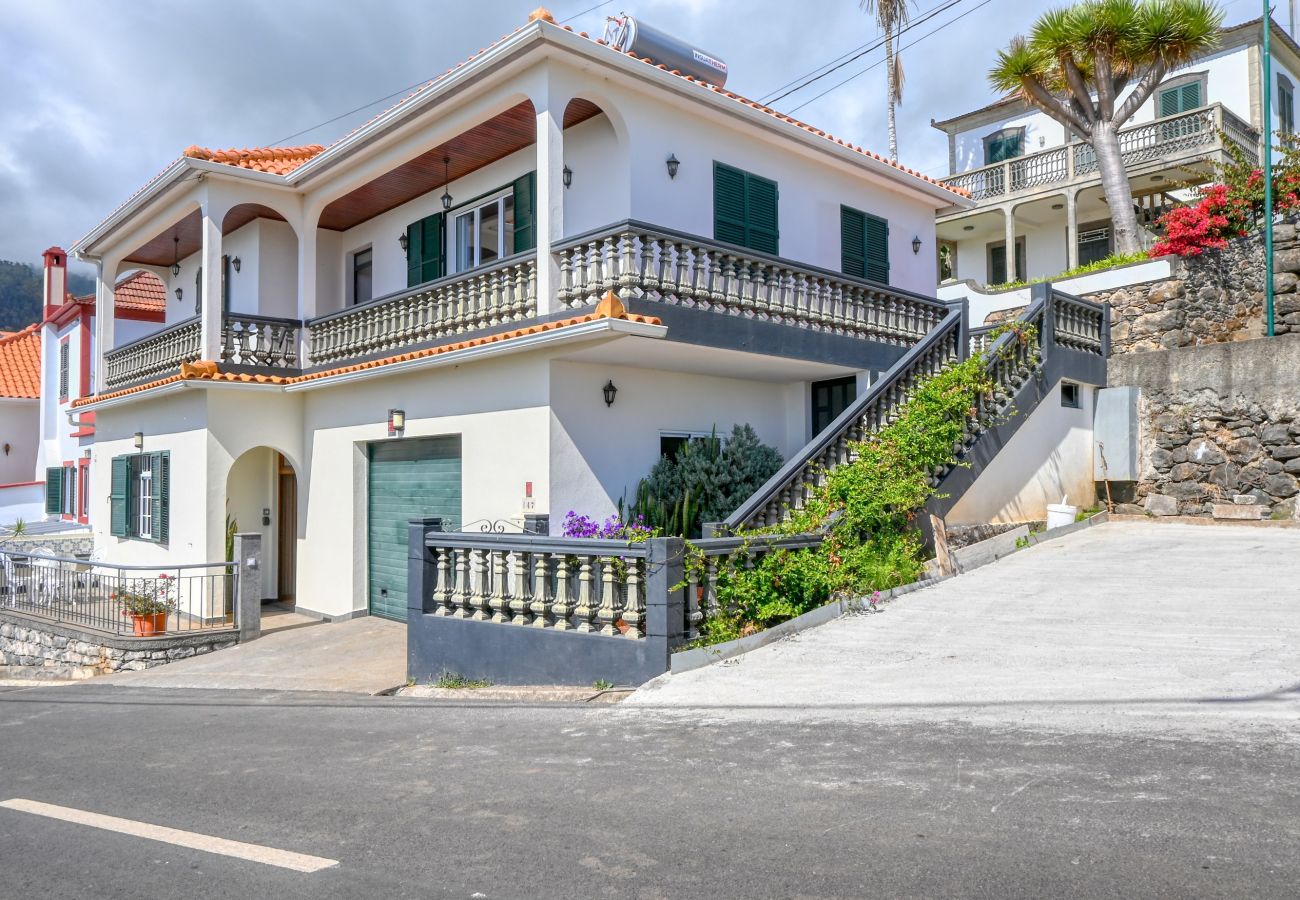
[114, 575, 176, 636]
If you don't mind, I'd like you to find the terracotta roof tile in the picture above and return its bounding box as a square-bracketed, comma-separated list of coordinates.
[72, 294, 659, 408]
[69, 270, 166, 313]
[0, 323, 42, 399]
[182, 144, 325, 176]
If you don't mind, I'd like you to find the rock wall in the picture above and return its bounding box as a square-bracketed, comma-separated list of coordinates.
[1084, 223, 1297, 353]
[0, 611, 237, 675]
[1107, 335, 1300, 518]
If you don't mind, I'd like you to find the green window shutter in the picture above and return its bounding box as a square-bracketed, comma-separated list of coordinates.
[512, 171, 537, 253]
[45, 467, 63, 515]
[150, 452, 170, 543]
[110, 456, 129, 536]
[840, 206, 866, 278]
[745, 174, 779, 255]
[58, 343, 69, 398]
[864, 214, 890, 285]
[713, 162, 748, 247]
[406, 214, 445, 288]
[1180, 81, 1201, 112]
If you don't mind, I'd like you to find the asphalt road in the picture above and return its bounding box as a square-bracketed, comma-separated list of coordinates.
[1, 683, 1297, 899]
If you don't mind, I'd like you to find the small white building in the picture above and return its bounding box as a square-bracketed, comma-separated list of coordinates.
[931, 17, 1293, 288]
[0, 322, 42, 525]
[68, 9, 970, 621]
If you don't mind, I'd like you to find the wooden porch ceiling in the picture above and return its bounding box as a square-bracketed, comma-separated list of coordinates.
[122, 99, 603, 267]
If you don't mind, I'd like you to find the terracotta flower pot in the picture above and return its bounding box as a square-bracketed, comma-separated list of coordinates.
[130, 612, 168, 636]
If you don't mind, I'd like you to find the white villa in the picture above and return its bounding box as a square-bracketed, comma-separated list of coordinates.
[64, 9, 971, 622]
[931, 16, 1293, 288]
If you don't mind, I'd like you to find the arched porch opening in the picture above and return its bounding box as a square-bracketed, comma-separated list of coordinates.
[226, 446, 299, 607]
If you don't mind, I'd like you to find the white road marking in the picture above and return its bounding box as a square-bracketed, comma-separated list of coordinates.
[0, 798, 338, 873]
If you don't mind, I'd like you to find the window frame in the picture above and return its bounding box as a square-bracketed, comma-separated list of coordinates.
[659, 430, 714, 463]
[451, 189, 515, 274]
[987, 236, 1027, 285]
[57, 338, 70, 401]
[1155, 72, 1207, 119]
[811, 375, 858, 437]
[350, 246, 374, 306]
[110, 452, 169, 543]
[982, 127, 1025, 166]
[1280, 74, 1296, 135]
[1061, 382, 1082, 409]
[712, 161, 780, 255]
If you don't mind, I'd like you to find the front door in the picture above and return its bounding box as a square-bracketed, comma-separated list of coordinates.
[811, 376, 857, 437]
[277, 454, 297, 606]
[367, 437, 462, 621]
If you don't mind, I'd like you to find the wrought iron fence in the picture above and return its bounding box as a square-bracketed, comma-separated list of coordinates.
[0, 549, 237, 637]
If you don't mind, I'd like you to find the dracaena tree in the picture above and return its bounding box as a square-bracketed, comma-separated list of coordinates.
[861, 0, 913, 161]
[989, 0, 1223, 254]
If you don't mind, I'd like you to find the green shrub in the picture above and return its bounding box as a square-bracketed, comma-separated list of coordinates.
[630, 424, 782, 538]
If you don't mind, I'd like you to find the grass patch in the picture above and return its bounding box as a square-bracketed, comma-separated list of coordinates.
[433, 670, 493, 690]
[987, 251, 1150, 292]
[593, 679, 614, 691]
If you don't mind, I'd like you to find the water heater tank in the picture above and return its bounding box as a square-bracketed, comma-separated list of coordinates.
[607, 15, 728, 87]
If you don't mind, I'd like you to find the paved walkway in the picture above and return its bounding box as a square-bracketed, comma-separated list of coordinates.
[629, 521, 1300, 740]
[106, 613, 406, 694]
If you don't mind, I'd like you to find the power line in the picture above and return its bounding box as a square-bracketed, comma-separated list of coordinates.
[787, 0, 997, 115]
[763, 0, 967, 106]
[560, 0, 617, 24]
[756, 0, 961, 104]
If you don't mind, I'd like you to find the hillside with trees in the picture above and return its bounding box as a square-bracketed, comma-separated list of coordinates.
[0, 260, 95, 331]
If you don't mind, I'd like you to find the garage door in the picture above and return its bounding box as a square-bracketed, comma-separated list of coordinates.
[367, 436, 462, 621]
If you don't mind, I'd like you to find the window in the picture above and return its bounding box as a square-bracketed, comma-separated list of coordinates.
[109, 452, 169, 542]
[352, 248, 373, 305]
[43, 467, 76, 517]
[1157, 75, 1204, 118]
[407, 172, 535, 288]
[983, 128, 1024, 165]
[194, 266, 203, 316]
[1077, 225, 1111, 267]
[1280, 75, 1295, 136]
[841, 206, 890, 284]
[811, 376, 857, 436]
[453, 194, 515, 273]
[659, 431, 713, 462]
[713, 162, 779, 254]
[57, 340, 69, 400]
[1061, 382, 1082, 409]
[988, 237, 1027, 285]
[79, 461, 89, 521]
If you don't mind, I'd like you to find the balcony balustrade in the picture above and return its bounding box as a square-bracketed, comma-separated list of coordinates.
[103, 318, 201, 391]
[941, 104, 1259, 204]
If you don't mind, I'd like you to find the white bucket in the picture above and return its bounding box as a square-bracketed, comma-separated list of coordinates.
[1045, 499, 1079, 530]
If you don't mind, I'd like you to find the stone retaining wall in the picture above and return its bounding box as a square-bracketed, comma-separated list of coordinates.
[0, 610, 237, 675]
[1107, 335, 1300, 518]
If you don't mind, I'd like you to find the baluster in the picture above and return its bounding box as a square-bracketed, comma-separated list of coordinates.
[639, 233, 657, 293]
[557, 248, 574, 307]
[434, 548, 452, 615]
[596, 558, 618, 636]
[622, 557, 643, 639]
[686, 564, 701, 640]
[600, 236, 617, 294]
[552, 556, 571, 630]
[511, 550, 531, 626]
[573, 557, 594, 632]
[707, 251, 725, 306]
[618, 231, 637, 291]
[487, 550, 507, 622]
[459, 549, 478, 619]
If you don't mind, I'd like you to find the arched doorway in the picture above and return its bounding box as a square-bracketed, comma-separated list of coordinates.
[226, 447, 298, 607]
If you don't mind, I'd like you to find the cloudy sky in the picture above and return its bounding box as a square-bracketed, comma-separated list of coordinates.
[0, 0, 1259, 276]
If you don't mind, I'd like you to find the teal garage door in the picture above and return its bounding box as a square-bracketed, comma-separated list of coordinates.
[367, 436, 462, 621]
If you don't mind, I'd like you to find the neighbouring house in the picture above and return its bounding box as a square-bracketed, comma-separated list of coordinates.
[0, 322, 42, 524]
[930, 16, 1294, 288]
[66, 9, 974, 622]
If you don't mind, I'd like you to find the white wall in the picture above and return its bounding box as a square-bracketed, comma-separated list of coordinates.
[548, 359, 802, 522]
[0, 399, 39, 486]
[947, 378, 1097, 524]
[0, 481, 44, 526]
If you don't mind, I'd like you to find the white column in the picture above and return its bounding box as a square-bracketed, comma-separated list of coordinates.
[1065, 191, 1079, 270]
[199, 210, 223, 361]
[1003, 205, 1017, 284]
[534, 97, 564, 315]
[93, 258, 118, 393]
[296, 212, 318, 366]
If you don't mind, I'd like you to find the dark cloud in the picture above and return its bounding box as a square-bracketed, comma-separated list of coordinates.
[0, 0, 1046, 276]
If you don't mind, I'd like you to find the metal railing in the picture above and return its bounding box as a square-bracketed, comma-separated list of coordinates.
[0, 548, 237, 637]
[305, 254, 537, 368]
[942, 104, 1260, 202]
[221, 313, 300, 369]
[104, 317, 201, 391]
[554, 221, 949, 345]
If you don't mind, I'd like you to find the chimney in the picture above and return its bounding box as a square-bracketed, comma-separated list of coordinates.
[42, 247, 67, 320]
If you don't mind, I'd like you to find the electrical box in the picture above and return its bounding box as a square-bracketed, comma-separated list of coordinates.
[1093, 386, 1139, 481]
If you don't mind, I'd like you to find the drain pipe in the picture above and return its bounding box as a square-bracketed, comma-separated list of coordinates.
[1264, 7, 1276, 337]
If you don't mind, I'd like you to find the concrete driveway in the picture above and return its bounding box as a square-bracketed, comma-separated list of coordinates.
[106, 613, 406, 694]
[629, 521, 1300, 740]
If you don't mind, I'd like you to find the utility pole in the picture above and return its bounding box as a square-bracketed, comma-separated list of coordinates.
[1264, 5, 1276, 337]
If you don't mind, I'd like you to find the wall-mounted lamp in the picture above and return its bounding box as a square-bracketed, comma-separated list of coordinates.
[174, 287, 184, 302]
[231, 256, 241, 273]
[398, 231, 409, 257]
[1051, 203, 1064, 210]
[441, 156, 453, 211]
[133, 431, 144, 451]
[962, 225, 975, 232]
[666, 153, 680, 180]
[170, 235, 181, 277]
[3, 443, 9, 456]
[602, 380, 618, 407]
[388, 408, 406, 437]
[562, 164, 573, 189]
[911, 236, 922, 255]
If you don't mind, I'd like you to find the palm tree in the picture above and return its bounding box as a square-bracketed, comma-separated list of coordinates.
[861, 0, 913, 161]
[989, 0, 1222, 255]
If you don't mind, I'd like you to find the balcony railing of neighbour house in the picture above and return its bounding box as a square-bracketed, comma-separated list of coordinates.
[104, 317, 201, 391]
[221, 313, 300, 370]
[0, 547, 237, 637]
[942, 104, 1260, 203]
[304, 253, 538, 368]
[554, 221, 950, 346]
